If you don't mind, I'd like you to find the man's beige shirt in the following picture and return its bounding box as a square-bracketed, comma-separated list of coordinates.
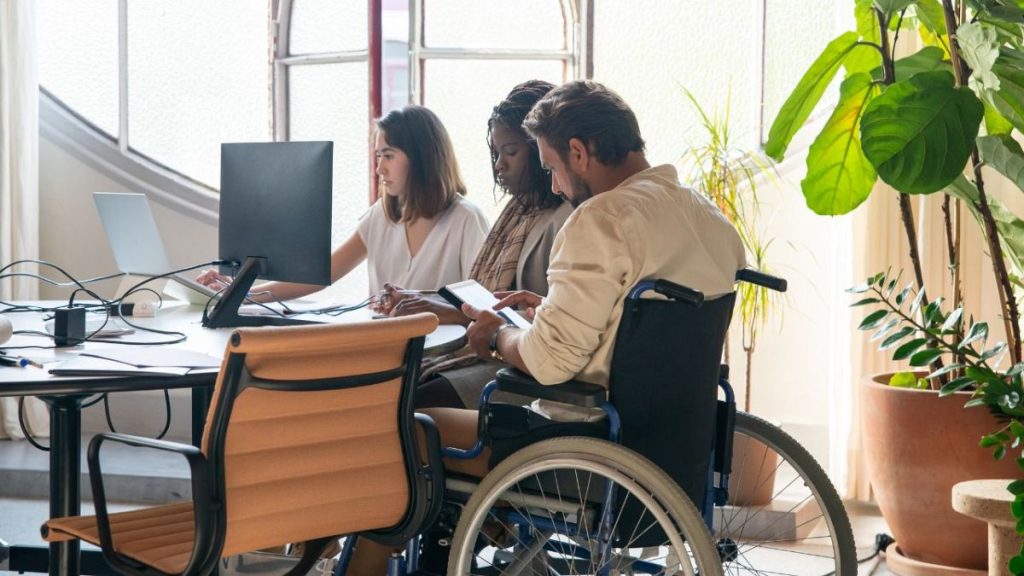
[519, 164, 746, 392]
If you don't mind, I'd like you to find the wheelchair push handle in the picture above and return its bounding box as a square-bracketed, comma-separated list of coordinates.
[627, 279, 705, 306]
[736, 268, 787, 292]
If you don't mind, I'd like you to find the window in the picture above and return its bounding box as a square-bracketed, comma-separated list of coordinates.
[39, 0, 581, 303]
[39, 1, 842, 301]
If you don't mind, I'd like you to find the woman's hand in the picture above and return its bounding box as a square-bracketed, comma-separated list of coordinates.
[373, 283, 411, 315]
[494, 290, 543, 321]
[195, 270, 233, 292]
[390, 295, 468, 325]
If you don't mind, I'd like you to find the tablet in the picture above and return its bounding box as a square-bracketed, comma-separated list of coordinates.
[438, 280, 532, 329]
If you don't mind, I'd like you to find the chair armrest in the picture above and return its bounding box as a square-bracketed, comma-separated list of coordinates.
[495, 368, 606, 408]
[87, 433, 214, 576]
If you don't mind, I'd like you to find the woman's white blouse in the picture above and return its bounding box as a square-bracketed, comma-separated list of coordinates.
[356, 196, 491, 295]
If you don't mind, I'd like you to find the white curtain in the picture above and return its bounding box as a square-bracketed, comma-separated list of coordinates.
[0, 0, 47, 440]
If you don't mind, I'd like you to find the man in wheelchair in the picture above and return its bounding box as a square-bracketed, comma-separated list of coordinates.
[350, 80, 746, 575]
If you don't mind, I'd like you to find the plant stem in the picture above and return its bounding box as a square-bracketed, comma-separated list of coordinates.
[941, 0, 1022, 364]
[942, 195, 965, 369]
[878, 6, 944, 387]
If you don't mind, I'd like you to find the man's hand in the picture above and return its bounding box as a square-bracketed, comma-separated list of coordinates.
[462, 302, 507, 359]
[494, 290, 543, 321]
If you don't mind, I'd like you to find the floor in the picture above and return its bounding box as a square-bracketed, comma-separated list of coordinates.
[0, 437, 899, 575]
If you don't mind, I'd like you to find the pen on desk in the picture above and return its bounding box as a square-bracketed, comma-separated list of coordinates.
[17, 356, 44, 369]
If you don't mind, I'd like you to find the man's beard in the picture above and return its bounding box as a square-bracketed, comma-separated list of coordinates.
[568, 172, 593, 208]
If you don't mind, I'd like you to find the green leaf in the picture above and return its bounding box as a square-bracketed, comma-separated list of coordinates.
[766, 32, 866, 161]
[859, 309, 889, 330]
[995, 444, 1007, 459]
[895, 284, 912, 306]
[958, 22, 1002, 93]
[872, 318, 900, 341]
[1008, 554, 1024, 575]
[978, 135, 1024, 192]
[850, 0, 885, 75]
[1011, 420, 1024, 438]
[964, 397, 988, 408]
[981, 341, 1008, 361]
[894, 337, 928, 360]
[861, 71, 984, 194]
[910, 289, 927, 314]
[929, 363, 965, 379]
[912, 0, 947, 34]
[851, 296, 882, 306]
[981, 433, 1004, 447]
[939, 376, 975, 395]
[991, 49, 1024, 135]
[984, 99, 1014, 135]
[870, 46, 949, 82]
[888, 371, 919, 387]
[962, 321, 991, 349]
[802, 73, 881, 215]
[941, 307, 964, 332]
[1008, 363, 1024, 377]
[881, 326, 915, 349]
[910, 348, 944, 366]
[874, 0, 916, 16]
[1011, 478, 1024, 495]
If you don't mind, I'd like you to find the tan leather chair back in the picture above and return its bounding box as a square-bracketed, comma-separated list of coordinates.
[201, 313, 437, 556]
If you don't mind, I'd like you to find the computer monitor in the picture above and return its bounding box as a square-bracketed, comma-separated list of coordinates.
[202, 141, 333, 328]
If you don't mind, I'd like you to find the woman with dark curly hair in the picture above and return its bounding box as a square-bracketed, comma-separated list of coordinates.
[380, 80, 572, 409]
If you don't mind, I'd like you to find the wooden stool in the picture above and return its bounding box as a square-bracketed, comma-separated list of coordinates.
[952, 479, 1023, 576]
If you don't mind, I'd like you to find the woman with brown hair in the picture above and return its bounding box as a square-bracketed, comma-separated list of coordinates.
[197, 105, 490, 300]
[380, 80, 573, 409]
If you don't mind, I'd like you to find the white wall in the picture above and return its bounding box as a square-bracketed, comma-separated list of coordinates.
[38, 136, 217, 301]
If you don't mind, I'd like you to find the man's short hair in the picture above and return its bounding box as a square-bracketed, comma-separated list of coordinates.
[523, 80, 645, 166]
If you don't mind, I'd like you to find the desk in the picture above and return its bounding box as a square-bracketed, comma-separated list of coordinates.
[0, 302, 465, 576]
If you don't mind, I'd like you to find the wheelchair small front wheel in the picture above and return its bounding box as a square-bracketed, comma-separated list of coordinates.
[448, 437, 722, 576]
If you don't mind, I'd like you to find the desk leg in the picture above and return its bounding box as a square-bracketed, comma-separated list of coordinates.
[43, 395, 86, 576]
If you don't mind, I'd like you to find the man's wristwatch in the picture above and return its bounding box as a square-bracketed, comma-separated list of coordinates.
[489, 324, 512, 362]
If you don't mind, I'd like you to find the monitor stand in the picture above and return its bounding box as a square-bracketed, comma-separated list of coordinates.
[201, 257, 320, 328]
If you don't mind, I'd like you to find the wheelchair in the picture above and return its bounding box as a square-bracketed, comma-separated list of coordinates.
[433, 270, 856, 575]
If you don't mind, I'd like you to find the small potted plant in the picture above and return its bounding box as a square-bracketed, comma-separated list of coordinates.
[680, 91, 784, 505]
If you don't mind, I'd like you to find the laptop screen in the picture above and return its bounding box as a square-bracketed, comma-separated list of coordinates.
[93, 192, 175, 276]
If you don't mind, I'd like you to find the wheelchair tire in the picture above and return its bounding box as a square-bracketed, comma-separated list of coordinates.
[717, 412, 856, 575]
[448, 437, 722, 576]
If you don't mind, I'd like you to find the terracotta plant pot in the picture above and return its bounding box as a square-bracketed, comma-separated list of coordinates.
[861, 375, 1021, 570]
[729, 432, 778, 506]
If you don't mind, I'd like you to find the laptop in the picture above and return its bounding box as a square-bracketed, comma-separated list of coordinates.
[93, 192, 218, 303]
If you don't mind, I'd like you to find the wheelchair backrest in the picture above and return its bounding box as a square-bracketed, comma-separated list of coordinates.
[608, 290, 735, 507]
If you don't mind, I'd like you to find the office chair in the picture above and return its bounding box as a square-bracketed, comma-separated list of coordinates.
[43, 313, 444, 576]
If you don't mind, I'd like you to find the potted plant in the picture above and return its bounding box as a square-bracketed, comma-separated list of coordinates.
[766, 0, 1024, 571]
[680, 91, 784, 505]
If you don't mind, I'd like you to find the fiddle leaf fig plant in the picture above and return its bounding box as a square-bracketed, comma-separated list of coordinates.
[769, 0, 1024, 569]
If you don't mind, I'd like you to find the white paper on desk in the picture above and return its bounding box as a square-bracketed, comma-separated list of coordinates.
[49, 355, 191, 377]
[81, 347, 222, 369]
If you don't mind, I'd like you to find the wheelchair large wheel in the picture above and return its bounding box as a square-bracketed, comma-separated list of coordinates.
[716, 412, 856, 575]
[448, 437, 722, 576]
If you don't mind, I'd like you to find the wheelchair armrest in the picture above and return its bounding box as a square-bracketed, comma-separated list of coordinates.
[495, 368, 606, 408]
[86, 433, 214, 576]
